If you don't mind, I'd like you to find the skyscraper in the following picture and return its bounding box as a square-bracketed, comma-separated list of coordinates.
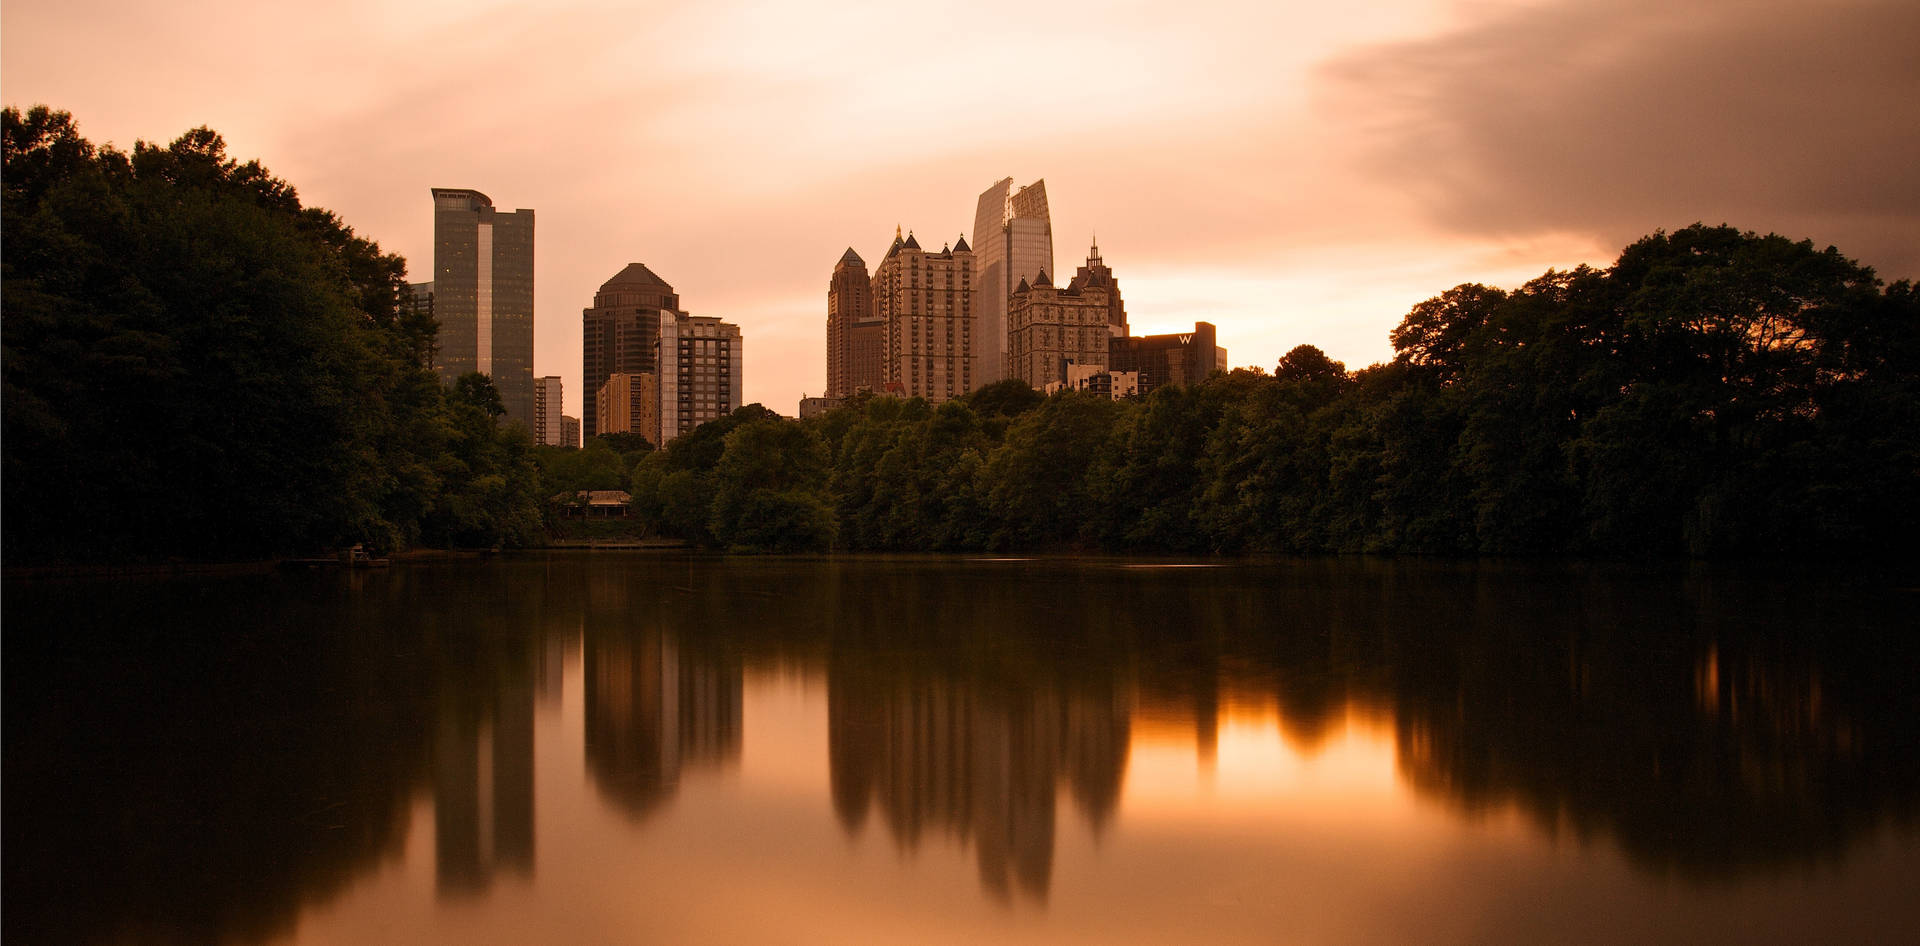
[826, 248, 883, 397]
[871, 229, 974, 402]
[432, 188, 535, 426]
[582, 263, 680, 438]
[654, 311, 743, 446]
[972, 178, 1054, 385]
[1007, 266, 1114, 390]
[532, 376, 564, 446]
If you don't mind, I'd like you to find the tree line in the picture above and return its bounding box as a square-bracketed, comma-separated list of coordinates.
[6, 108, 1914, 561]
[3, 107, 542, 561]
[628, 225, 1916, 557]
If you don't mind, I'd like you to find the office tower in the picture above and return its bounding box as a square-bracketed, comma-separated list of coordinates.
[1108, 321, 1222, 396]
[583, 263, 681, 438]
[432, 188, 534, 426]
[871, 229, 974, 402]
[561, 415, 581, 449]
[595, 372, 659, 441]
[532, 376, 564, 446]
[654, 311, 743, 445]
[972, 178, 1054, 385]
[1007, 265, 1115, 390]
[826, 248, 884, 397]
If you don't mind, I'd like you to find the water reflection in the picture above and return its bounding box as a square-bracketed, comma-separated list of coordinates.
[3, 557, 1916, 945]
[827, 660, 1128, 900]
[584, 627, 742, 819]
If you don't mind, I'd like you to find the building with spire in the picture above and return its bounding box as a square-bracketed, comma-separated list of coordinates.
[583, 263, 681, 438]
[826, 247, 884, 397]
[971, 178, 1054, 386]
[1067, 238, 1127, 336]
[433, 188, 535, 426]
[1007, 243, 1120, 390]
[870, 227, 974, 402]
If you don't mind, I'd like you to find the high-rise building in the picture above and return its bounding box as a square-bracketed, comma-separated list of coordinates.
[871, 229, 974, 402]
[595, 372, 659, 441]
[1108, 322, 1223, 396]
[654, 312, 743, 445]
[972, 178, 1054, 385]
[432, 188, 534, 427]
[401, 281, 437, 369]
[1007, 266, 1114, 390]
[826, 249, 886, 397]
[1066, 240, 1127, 336]
[583, 263, 681, 438]
[560, 415, 581, 449]
[532, 376, 564, 446]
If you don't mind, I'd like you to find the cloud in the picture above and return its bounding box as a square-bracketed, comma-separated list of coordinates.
[1320, 0, 1920, 278]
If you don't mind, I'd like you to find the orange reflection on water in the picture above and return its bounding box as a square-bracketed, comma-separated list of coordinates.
[1126, 688, 1403, 816]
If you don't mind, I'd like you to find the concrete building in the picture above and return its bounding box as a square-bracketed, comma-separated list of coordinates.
[1043, 363, 1139, 400]
[971, 178, 1054, 385]
[432, 188, 534, 427]
[532, 376, 564, 446]
[654, 312, 743, 445]
[872, 228, 974, 402]
[1108, 321, 1223, 396]
[595, 372, 658, 441]
[1007, 266, 1114, 390]
[799, 395, 845, 419]
[560, 415, 581, 449]
[826, 249, 885, 397]
[583, 263, 681, 438]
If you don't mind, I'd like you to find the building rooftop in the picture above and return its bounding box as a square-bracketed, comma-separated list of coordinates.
[839, 247, 864, 266]
[599, 262, 673, 292]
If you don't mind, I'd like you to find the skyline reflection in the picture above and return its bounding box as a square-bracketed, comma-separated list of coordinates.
[4, 556, 1916, 944]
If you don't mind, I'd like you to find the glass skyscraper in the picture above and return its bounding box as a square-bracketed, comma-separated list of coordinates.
[971, 178, 1054, 386]
[432, 188, 535, 427]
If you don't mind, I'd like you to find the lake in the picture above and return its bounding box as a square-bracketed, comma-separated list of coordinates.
[5, 554, 1917, 944]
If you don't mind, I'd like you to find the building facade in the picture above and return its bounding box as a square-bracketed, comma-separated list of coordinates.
[971, 178, 1054, 386]
[532, 376, 564, 446]
[826, 249, 885, 397]
[1108, 321, 1222, 396]
[432, 188, 535, 426]
[560, 415, 581, 449]
[1043, 363, 1140, 399]
[654, 312, 743, 445]
[798, 395, 845, 419]
[871, 229, 974, 402]
[401, 281, 437, 368]
[1066, 241, 1127, 335]
[1006, 267, 1114, 390]
[583, 263, 681, 438]
[595, 372, 659, 441]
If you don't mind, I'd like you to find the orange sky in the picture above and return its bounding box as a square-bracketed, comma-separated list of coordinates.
[6, 0, 1915, 417]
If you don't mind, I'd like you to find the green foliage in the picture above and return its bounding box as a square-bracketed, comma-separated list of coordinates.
[8, 113, 1905, 564]
[629, 225, 1915, 560]
[2, 107, 543, 561]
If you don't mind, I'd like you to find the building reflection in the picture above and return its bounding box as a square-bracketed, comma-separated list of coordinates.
[827, 662, 1129, 901]
[584, 625, 742, 820]
[431, 671, 536, 895]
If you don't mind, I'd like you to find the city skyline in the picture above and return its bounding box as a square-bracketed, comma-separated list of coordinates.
[5, 0, 1915, 419]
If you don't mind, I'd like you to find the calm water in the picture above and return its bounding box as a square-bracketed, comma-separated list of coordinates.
[5, 555, 1918, 945]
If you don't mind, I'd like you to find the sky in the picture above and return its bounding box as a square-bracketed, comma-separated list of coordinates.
[5, 0, 1916, 417]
